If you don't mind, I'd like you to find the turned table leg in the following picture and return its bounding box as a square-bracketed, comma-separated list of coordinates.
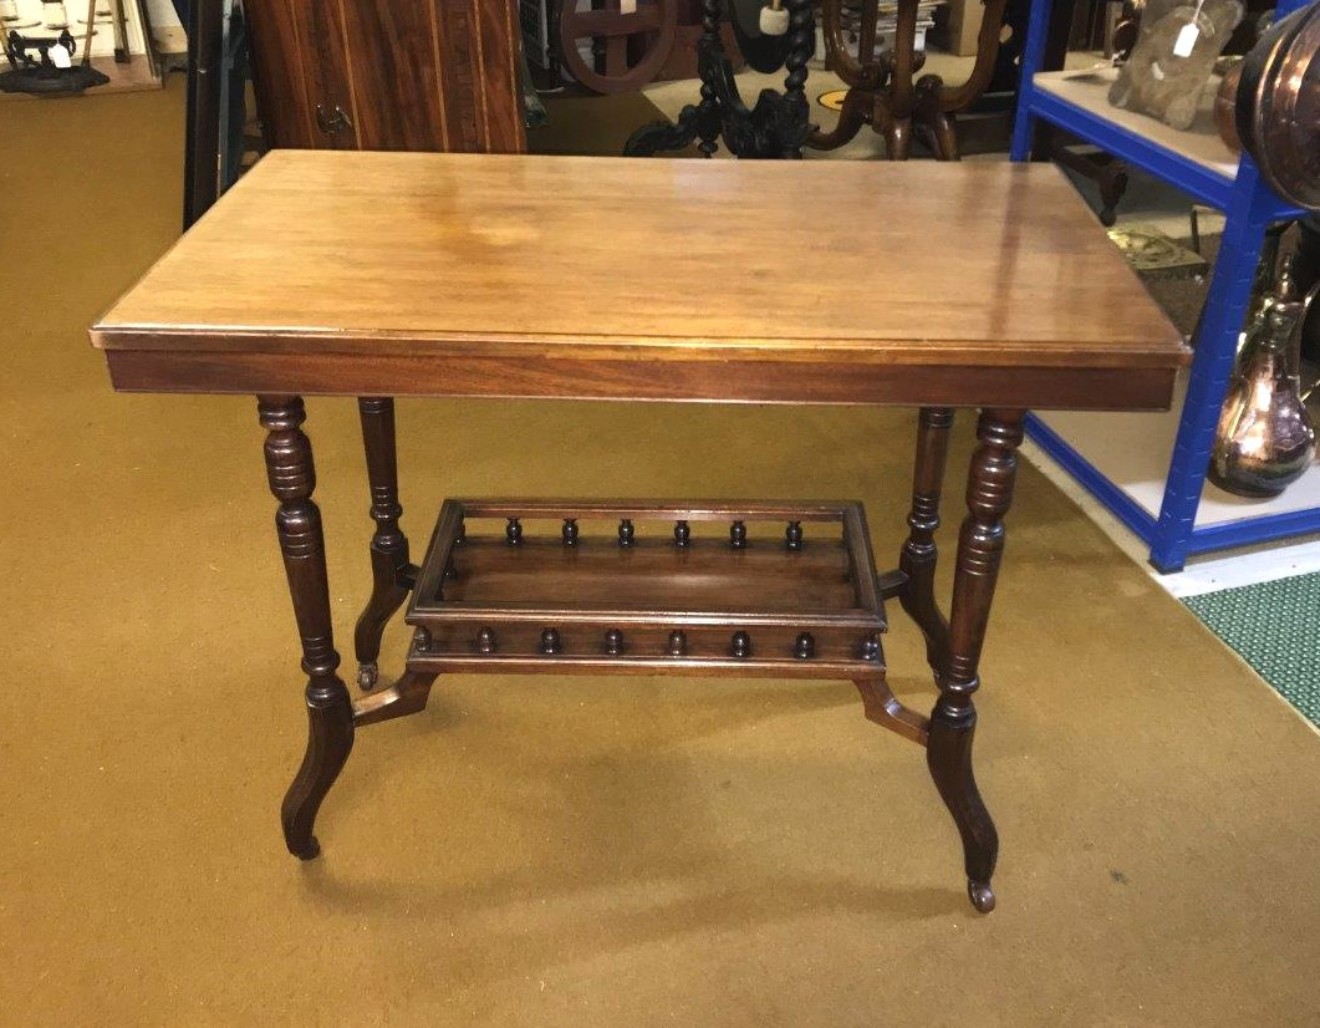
[353, 397, 414, 691]
[259, 396, 354, 860]
[927, 408, 1024, 913]
[900, 407, 954, 680]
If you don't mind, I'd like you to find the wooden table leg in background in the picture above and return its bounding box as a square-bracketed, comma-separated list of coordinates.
[899, 407, 954, 678]
[353, 397, 417, 691]
[927, 408, 1024, 914]
[258, 396, 355, 860]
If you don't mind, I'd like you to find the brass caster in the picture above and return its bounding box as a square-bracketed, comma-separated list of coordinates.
[357, 662, 379, 691]
[968, 879, 996, 914]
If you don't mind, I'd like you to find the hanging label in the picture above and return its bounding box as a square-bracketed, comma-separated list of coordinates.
[1172, 22, 1200, 57]
[621, 0, 637, 13]
[49, 43, 72, 68]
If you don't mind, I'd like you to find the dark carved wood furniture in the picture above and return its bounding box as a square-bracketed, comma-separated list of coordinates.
[91, 152, 1186, 913]
[241, 0, 527, 154]
[625, 0, 815, 157]
[811, 0, 1010, 159]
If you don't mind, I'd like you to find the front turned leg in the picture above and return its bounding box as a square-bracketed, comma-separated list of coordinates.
[927, 408, 1024, 913]
[900, 407, 954, 679]
[353, 397, 413, 691]
[259, 396, 355, 861]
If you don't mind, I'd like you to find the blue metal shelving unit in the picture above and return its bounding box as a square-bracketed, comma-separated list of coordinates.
[1011, 0, 1316, 572]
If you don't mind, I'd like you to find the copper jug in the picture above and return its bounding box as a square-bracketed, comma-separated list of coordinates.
[1209, 259, 1317, 498]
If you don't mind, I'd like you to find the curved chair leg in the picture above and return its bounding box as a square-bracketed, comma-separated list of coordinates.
[281, 681, 355, 860]
[808, 86, 872, 151]
[353, 397, 413, 691]
[927, 408, 1024, 913]
[258, 395, 356, 860]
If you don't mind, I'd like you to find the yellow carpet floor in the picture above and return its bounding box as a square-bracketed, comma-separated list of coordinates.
[2, 79, 1319, 1025]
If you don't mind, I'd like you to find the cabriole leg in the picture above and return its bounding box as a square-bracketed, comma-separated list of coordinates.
[900, 407, 954, 679]
[259, 395, 354, 861]
[927, 408, 1023, 913]
[353, 397, 413, 690]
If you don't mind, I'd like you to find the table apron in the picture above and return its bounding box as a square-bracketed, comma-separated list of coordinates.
[105, 350, 1178, 410]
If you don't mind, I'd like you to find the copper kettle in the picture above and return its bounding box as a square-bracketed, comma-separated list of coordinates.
[1209, 258, 1317, 498]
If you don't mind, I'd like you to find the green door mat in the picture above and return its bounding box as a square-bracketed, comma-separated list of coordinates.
[1184, 572, 1320, 728]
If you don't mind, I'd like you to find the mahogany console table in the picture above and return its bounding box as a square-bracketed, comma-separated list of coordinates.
[91, 152, 1186, 913]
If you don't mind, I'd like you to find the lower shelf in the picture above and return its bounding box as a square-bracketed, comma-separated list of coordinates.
[1028, 372, 1320, 559]
[405, 498, 890, 678]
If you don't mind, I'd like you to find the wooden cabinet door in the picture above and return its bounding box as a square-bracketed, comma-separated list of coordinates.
[245, 0, 360, 149]
[244, 0, 526, 154]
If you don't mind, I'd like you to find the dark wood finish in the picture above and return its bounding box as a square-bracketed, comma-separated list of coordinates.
[258, 396, 355, 860]
[811, 0, 1008, 160]
[352, 397, 415, 690]
[927, 408, 1024, 915]
[1051, 142, 1130, 227]
[559, 0, 679, 95]
[625, 0, 814, 159]
[91, 150, 1187, 911]
[92, 153, 1187, 410]
[404, 498, 889, 677]
[243, 0, 526, 154]
[899, 407, 953, 680]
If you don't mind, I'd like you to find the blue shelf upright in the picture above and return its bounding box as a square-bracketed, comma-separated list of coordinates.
[1011, 0, 1318, 572]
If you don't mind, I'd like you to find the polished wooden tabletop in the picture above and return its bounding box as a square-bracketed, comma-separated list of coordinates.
[92, 151, 1186, 409]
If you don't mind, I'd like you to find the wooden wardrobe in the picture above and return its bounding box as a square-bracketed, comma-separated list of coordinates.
[242, 0, 527, 155]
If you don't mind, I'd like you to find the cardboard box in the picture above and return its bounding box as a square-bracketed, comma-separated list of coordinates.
[931, 0, 986, 57]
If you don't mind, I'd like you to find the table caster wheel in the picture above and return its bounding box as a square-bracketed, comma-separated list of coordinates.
[968, 879, 996, 913]
[357, 662, 379, 691]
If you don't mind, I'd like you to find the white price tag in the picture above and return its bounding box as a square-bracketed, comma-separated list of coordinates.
[621, 0, 637, 13]
[1172, 22, 1199, 58]
[49, 43, 72, 68]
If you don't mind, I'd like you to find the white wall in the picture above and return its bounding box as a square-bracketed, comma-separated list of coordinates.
[4, 0, 161, 57]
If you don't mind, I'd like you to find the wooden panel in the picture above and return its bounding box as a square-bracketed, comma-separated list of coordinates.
[433, 0, 527, 153]
[244, 0, 525, 154]
[242, 0, 318, 148]
[99, 349, 1181, 410]
[337, 0, 448, 151]
[94, 153, 1186, 385]
[245, 0, 358, 149]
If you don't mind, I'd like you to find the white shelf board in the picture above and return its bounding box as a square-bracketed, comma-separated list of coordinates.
[1033, 67, 1240, 183]
[1035, 371, 1320, 529]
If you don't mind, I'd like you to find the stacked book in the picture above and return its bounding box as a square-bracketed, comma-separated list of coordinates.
[838, 0, 949, 56]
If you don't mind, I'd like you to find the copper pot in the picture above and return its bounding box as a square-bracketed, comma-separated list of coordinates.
[1214, 60, 1242, 153]
[1235, 3, 1320, 210]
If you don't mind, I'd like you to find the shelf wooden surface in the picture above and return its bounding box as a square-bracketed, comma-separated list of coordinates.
[1033, 67, 1238, 181]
